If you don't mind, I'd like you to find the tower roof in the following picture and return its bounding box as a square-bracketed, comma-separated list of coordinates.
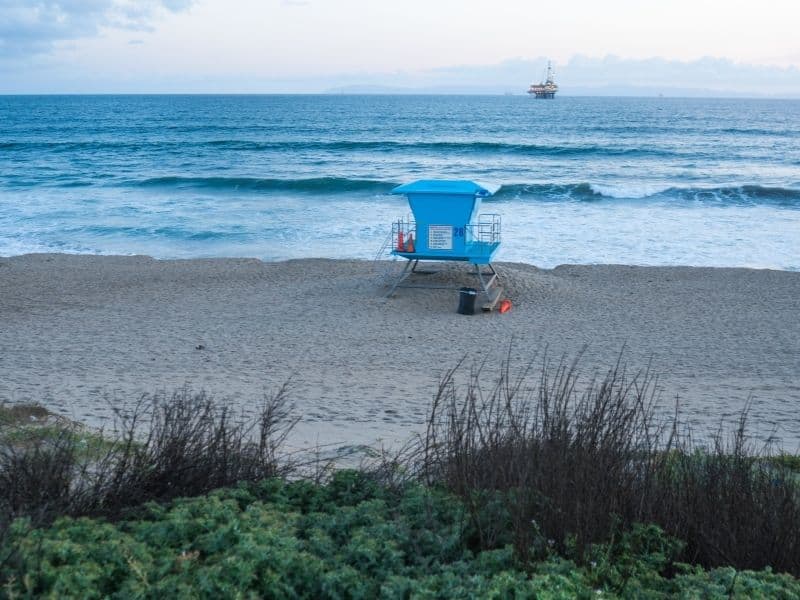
[391, 180, 500, 197]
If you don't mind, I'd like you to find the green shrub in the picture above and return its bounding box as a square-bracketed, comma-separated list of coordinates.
[2, 475, 799, 599]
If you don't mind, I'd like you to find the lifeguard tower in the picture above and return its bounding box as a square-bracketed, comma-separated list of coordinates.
[381, 179, 503, 306]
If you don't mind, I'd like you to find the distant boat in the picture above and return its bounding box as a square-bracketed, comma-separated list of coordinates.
[528, 61, 558, 99]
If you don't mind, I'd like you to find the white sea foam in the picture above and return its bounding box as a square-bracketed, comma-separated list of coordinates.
[0, 238, 79, 257]
[5, 193, 798, 271]
[588, 183, 672, 199]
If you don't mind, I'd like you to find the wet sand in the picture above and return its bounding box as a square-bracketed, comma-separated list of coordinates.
[1, 254, 798, 451]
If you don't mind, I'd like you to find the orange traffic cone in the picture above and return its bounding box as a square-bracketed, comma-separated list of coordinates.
[498, 299, 512, 314]
[397, 231, 405, 252]
[406, 234, 415, 253]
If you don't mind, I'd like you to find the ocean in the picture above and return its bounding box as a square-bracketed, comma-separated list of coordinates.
[1, 94, 798, 269]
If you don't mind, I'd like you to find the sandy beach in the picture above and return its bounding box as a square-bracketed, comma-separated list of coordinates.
[1, 254, 798, 451]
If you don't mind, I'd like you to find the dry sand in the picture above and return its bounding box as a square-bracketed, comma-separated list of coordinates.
[1, 254, 798, 452]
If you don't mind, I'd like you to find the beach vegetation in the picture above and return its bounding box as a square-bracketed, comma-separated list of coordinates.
[418, 358, 800, 576]
[0, 403, 52, 427]
[1, 474, 799, 598]
[766, 453, 800, 473]
[1, 362, 799, 597]
[1, 403, 115, 452]
[0, 388, 296, 529]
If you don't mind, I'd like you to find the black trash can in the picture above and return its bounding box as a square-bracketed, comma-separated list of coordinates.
[457, 287, 478, 315]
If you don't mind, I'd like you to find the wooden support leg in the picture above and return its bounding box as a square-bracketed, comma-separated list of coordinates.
[385, 259, 415, 297]
[474, 263, 498, 296]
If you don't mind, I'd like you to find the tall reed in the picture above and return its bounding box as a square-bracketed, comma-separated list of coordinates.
[0, 386, 296, 529]
[418, 356, 800, 575]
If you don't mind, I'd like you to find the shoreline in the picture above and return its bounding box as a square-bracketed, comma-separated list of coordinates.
[1, 253, 799, 450]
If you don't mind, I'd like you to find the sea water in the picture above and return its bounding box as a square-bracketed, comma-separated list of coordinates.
[1, 94, 798, 269]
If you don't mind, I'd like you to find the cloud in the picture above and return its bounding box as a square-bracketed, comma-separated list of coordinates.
[0, 0, 195, 58]
[553, 55, 800, 96]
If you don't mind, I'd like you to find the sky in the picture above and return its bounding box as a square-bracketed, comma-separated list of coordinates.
[1, 0, 799, 95]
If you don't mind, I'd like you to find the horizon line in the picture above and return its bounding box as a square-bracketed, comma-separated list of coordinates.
[2, 92, 800, 100]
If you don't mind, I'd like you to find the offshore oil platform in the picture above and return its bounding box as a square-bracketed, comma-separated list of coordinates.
[528, 61, 558, 98]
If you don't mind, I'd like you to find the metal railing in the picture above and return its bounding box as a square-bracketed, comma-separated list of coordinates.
[465, 214, 501, 250]
[391, 218, 417, 252]
[382, 214, 500, 256]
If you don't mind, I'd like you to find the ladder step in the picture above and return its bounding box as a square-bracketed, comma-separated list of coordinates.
[482, 287, 504, 312]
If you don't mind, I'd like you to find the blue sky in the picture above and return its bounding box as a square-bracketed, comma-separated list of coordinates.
[1, 0, 799, 95]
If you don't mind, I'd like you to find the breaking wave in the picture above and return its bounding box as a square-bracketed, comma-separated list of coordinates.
[120, 176, 800, 207]
[2, 139, 682, 159]
[493, 183, 800, 207]
[131, 176, 396, 194]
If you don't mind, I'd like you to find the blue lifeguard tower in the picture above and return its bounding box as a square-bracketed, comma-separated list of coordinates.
[383, 179, 503, 303]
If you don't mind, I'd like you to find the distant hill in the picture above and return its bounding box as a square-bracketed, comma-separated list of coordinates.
[325, 84, 799, 98]
[324, 56, 800, 99]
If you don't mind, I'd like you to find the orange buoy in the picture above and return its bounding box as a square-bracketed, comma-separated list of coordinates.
[406, 233, 415, 253]
[498, 299, 512, 314]
[397, 231, 405, 252]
